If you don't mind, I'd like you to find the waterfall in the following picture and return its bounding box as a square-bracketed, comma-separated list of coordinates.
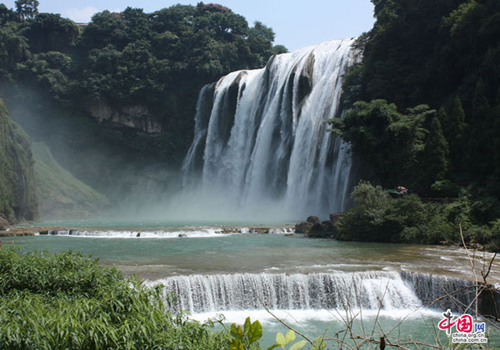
[151, 271, 423, 313]
[401, 271, 475, 312]
[181, 39, 358, 220]
[148, 271, 479, 314]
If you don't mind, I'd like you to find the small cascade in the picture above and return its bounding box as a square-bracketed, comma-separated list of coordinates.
[151, 271, 422, 313]
[401, 271, 476, 312]
[181, 39, 359, 219]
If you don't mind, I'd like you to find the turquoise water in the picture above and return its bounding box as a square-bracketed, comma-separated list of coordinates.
[2, 230, 499, 347]
[0, 233, 482, 279]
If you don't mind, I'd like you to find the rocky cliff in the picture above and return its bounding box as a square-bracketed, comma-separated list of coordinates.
[32, 142, 110, 220]
[0, 98, 38, 227]
[85, 101, 162, 134]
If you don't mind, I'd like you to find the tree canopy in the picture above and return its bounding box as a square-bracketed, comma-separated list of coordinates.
[340, 0, 500, 191]
[0, 2, 287, 160]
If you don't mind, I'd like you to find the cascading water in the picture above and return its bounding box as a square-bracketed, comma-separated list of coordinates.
[181, 39, 359, 220]
[148, 271, 475, 314]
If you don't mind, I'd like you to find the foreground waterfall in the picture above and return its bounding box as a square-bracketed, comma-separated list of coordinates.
[182, 39, 358, 219]
[150, 271, 475, 314]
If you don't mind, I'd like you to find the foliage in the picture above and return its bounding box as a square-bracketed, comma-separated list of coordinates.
[21, 12, 79, 53]
[228, 317, 264, 350]
[420, 116, 449, 185]
[273, 330, 306, 350]
[0, 247, 229, 349]
[0, 98, 38, 224]
[32, 142, 109, 219]
[342, 0, 500, 190]
[330, 100, 430, 187]
[0, 2, 286, 206]
[15, 0, 38, 21]
[228, 319, 308, 350]
[336, 181, 500, 250]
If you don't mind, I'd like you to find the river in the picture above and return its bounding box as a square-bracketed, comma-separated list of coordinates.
[3, 221, 499, 347]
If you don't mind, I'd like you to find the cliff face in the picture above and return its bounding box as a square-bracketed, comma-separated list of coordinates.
[32, 142, 110, 220]
[0, 98, 38, 226]
[85, 102, 162, 134]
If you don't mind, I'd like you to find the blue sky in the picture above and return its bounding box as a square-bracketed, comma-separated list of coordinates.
[2, 0, 375, 51]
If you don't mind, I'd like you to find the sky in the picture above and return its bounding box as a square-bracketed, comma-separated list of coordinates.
[2, 0, 375, 51]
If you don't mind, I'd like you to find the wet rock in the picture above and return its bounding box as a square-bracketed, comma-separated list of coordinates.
[329, 213, 344, 223]
[308, 221, 337, 238]
[321, 220, 335, 232]
[249, 228, 270, 234]
[306, 216, 320, 224]
[178, 233, 187, 237]
[284, 233, 295, 237]
[308, 223, 325, 237]
[295, 222, 313, 234]
[0, 217, 9, 230]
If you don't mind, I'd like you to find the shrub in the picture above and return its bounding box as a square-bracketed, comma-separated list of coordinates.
[0, 248, 228, 349]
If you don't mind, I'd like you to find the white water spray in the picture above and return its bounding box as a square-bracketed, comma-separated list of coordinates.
[181, 39, 358, 220]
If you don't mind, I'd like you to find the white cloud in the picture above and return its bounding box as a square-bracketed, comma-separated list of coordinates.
[64, 7, 99, 23]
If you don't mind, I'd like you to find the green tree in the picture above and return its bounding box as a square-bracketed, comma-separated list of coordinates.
[420, 116, 449, 185]
[247, 21, 275, 66]
[467, 79, 494, 176]
[79, 10, 128, 50]
[22, 13, 79, 53]
[0, 4, 17, 25]
[332, 100, 429, 186]
[438, 96, 468, 174]
[0, 25, 30, 76]
[15, 0, 39, 20]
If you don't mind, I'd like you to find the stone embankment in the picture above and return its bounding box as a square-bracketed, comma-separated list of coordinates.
[0, 226, 60, 237]
[295, 213, 344, 238]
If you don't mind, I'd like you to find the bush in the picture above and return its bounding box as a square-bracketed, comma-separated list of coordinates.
[0, 248, 228, 349]
[337, 181, 463, 244]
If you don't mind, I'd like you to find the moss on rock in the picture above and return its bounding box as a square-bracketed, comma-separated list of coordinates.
[0, 98, 38, 224]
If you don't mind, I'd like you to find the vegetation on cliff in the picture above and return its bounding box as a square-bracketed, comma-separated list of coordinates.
[0, 98, 37, 225]
[340, 0, 500, 190]
[329, 0, 500, 249]
[32, 142, 109, 219]
[0, 2, 285, 159]
[0, 2, 286, 211]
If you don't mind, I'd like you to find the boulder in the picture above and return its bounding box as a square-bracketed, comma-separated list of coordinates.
[295, 222, 314, 234]
[0, 216, 8, 230]
[308, 221, 337, 238]
[306, 215, 320, 224]
[329, 213, 344, 223]
[308, 223, 326, 237]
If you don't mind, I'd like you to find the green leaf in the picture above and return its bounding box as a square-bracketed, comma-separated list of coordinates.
[284, 330, 295, 344]
[244, 317, 251, 334]
[275, 332, 286, 347]
[229, 339, 245, 350]
[289, 340, 307, 350]
[312, 337, 326, 350]
[230, 323, 244, 340]
[247, 320, 262, 344]
[266, 345, 280, 350]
